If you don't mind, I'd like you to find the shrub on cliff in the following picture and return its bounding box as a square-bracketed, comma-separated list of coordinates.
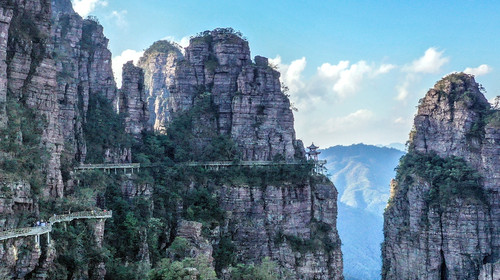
[83, 93, 132, 163]
[394, 152, 486, 205]
[229, 257, 280, 280]
[148, 257, 217, 280]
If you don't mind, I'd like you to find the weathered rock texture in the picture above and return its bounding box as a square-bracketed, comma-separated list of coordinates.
[382, 73, 500, 279]
[0, 5, 12, 128]
[2, 0, 63, 198]
[219, 179, 343, 279]
[140, 29, 304, 160]
[174, 220, 214, 265]
[138, 40, 182, 132]
[118, 61, 149, 136]
[0, 0, 126, 278]
[51, 0, 117, 163]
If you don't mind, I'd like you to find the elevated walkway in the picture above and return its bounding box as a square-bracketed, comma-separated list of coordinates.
[74, 160, 327, 174]
[75, 163, 140, 174]
[0, 210, 112, 244]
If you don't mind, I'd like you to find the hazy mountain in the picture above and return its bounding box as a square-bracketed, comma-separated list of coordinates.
[319, 144, 405, 280]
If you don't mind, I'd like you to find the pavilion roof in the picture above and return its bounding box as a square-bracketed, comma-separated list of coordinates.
[307, 143, 319, 150]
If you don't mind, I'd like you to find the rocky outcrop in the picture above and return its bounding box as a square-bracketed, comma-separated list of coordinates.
[0, 6, 12, 128]
[138, 40, 182, 132]
[382, 73, 500, 279]
[89, 219, 106, 280]
[175, 220, 214, 264]
[140, 29, 304, 160]
[51, 0, 118, 163]
[218, 178, 343, 279]
[0, 181, 34, 217]
[2, 0, 63, 198]
[118, 61, 149, 136]
[0, 0, 127, 278]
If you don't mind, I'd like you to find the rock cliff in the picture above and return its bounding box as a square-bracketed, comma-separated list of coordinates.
[0, 0, 125, 278]
[51, 0, 118, 163]
[382, 73, 500, 279]
[1, 0, 63, 198]
[138, 40, 182, 132]
[218, 178, 343, 279]
[139, 29, 304, 161]
[118, 61, 149, 136]
[1, 2, 342, 277]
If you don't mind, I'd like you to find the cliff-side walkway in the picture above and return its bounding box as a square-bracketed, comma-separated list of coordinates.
[0, 210, 112, 244]
[74, 160, 327, 173]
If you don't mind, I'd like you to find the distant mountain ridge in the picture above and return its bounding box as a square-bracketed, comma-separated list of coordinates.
[320, 144, 405, 280]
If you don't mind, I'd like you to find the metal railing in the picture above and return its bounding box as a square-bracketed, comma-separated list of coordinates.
[74, 160, 327, 173]
[0, 210, 112, 241]
[75, 163, 141, 170]
[185, 160, 306, 167]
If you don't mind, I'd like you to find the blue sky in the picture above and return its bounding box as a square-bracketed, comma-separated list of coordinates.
[71, 0, 500, 148]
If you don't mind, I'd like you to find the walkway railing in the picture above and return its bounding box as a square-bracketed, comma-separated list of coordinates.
[0, 225, 52, 241]
[0, 210, 112, 241]
[75, 160, 326, 169]
[74, 160, 327, 174]
[75, 163, 140, 174]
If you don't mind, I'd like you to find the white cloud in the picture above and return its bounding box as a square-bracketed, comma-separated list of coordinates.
[404, 47, 449, 74]
[393, 117, 405, 124]
[162, 36, 191, 50]
[333, 61, 372, 98]
[71, 0, 108, 17]
[112, 49, 144, 87]
[110, 10, 128, 27]
[317, 61, 349, 79]
[396, 48, 449, 102]
[269, 56, 307, 94]
[395, 76, 410, 101]
[464, 64, 492, 76]
[326, 109, 374, 132]
[376, 64, 397, 75]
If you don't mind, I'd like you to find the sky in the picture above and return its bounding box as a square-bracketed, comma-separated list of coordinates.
[71, 0, 500, 148]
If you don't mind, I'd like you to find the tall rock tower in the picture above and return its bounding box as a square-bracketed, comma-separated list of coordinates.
[382, 73, 500, 279]
[118, 61, 149, 136]
[139, 28, 305, 161]
[138, 40, 182, 132]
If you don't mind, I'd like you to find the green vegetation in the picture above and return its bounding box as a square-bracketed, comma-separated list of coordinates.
[205, 54, 219, 73]
[433, 73, 497, 140]
[228, 257, 281, 280]
[190, 28, 247, 45]
[3, 72, 313, 279]
[148, 257, 217, 280]
[83, 93, 132, 163]
[49, 221, 107, 280]
[275, 220, 339, 254]
[394, 152, 486, 205]
[0, 91, 47, 194]
[81, 18, 99, 50]
[147, 91, 240, 162]
[143, 40, 182, 58]
[9, 11, 48, 43]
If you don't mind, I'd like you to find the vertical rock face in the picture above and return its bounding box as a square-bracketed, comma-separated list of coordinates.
[0, 6, 12, 128]
[118, 61, 149, 136]
[3, 0, 63, 197]
[51, 0, 117, 163]
[382, 73, 500, 279]
[138, 40, 182, 132]
[219, 179, 343, 279]
[141, 29, 304, 160]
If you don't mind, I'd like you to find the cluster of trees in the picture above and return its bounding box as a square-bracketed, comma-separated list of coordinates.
[393, 152, 485, 206]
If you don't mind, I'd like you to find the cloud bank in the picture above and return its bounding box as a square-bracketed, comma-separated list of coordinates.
[112, 49, 144, 87]
[71, 0, 107, 17]
[464, 64, 492, 76]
